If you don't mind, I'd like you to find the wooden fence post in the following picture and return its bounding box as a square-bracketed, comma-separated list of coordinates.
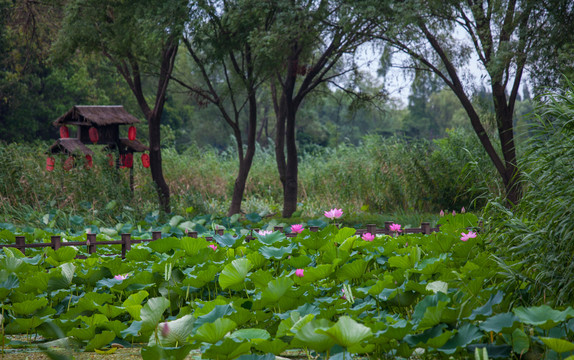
[121, 233, 131, 259]
[51, 236, 61, 251]
[421, 222, 431, 234]
[216, 228, 224, 236]
[309, 226, 319, 232]
[384, 221, 393, 234]
[188, 231, 198, 238]
[366, 224, 377, 235]
[87, 233, 97, 255]
[152, 231, 162, 241]
[15, 236, 26, 255]
[273, 226, 283, 232]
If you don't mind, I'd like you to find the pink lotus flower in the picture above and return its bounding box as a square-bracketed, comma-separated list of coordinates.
[208, 244, 217, 251]
[362, 232, 375, 242]
[460, 231, 477, 242]
[341, 288, 346, 300]
[295, 269, 304, 278]
[324, 208, 343, 219]
[161, 322, 170, 337]
[461, 207, 466, 213]
[440, 210, 444, 217]
[291, 224, 304, 233]
[389, 223, 402, 233]
[258, 230, 273, 236]
[452, 210, 456, 216]
[114, 274, 128, 281]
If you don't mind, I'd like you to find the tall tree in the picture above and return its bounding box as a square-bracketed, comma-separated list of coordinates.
[175, 0, 271, 216]
[54, 0, 188, 213]
[370, 0, 550, 205]
[267, 0, 376, 217]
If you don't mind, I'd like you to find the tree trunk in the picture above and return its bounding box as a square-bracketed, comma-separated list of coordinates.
[227, 88, 257, 216]
[148, 110, 170, 213]
[282, 105, 298, 218]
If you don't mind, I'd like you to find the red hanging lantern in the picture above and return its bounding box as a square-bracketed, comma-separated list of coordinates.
[46, 157, 55, 171]
[63, 156, 74, 171]
[124, 153, 133, 168]
[107, 153, 114, 167]
[128, 126, 137, 141]
[85, 154, 93, 169]
[141, 153, 150, 168]
[88, 127, 99, 144]
[59, 126, 69, 138]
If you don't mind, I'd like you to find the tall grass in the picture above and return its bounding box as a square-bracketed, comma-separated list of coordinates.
[0, 129, 494, 229]
[484, 81, 574, 305]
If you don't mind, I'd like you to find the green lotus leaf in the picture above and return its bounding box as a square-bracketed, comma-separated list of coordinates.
[412, 293, 450, 322]
[468, 291, 505, 320]
[378, 319, 413, 340]
[479, 312, 520, 333]
[214, 233, 242, 248]
[254, 231, 286, 246]
[123, 290, 149, 321]
[194, 318, 237, 344]
[540, 337, 574, 353]
[148, 237, 181, 253]
[193, 304, 236, 330]
[335, 228, 358, 248]
[140, 297, 170, 333]
[512, 328, 530, 355]
[416, 300, 448, 331]
[141, 345, 195, 360]
[100, 320, 128, 338]
[219, 258, 252, 290]
[121, 320, 142, 338]
[125, 247, 151, 261]
[336, 259, 368, 281]
[10, 297, 48, 315]
[230, 328, 271, 341]
[78, 314, 109, 327]
[47, 263, 75, 292]
[0, 274, 19, 300]
[404, 324, 448, 347]
[68, 326, 95, 341]
[149, 315, 195, 347]
[297, 264, 333, 285]
[261, 277, 294, 304]
[82, 292, 115, 306]
[169, 215, 184, 227]
[249, 270, 273, 289]
[202, 337, 251, 360]
[246, 252, 266, 270]
[290, 314, 315, 334]
[513, 305, 574, 330]
[228, 306, 252, 327]
[253, 339, 289, 355]
[85, 330, 115, 352]
[47, 247, 77, 263]
[297, 232, 330, 250]
[438, 323, 483, 354]
[293, 318, 335, 353]
[97, 304, 125, 319]
[316, 316, 372, 349]
[413, 254, 447, 275]
[12, 316, 45, 332]
[181, 237, 208, 255]
[259, 243, 296, 260]
[285, 254, 312, 269]
[183, 265, 219, 288]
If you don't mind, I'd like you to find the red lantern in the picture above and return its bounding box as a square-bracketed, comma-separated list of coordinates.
[107, 153, 114, 167]
[141, 153, 150, 168]
[120, 153, 133, 168]
[128, 126, 137, 141]
[63, 156, 74, 171]
[46, 157, 55, 171]
[88, 127, 99, 144]
[85, 154, 93, 169]
[60, 126, 69, 138]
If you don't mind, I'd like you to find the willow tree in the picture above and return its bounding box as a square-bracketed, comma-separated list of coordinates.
[264, 0, 376, 217]
[54, 0, 189, 213]
[369, 0, 552, 205]
[174, 0, 273, 216]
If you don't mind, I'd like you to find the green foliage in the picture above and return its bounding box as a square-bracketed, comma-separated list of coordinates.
[1, 214, 573, 358]
[485, 80, 574, 305]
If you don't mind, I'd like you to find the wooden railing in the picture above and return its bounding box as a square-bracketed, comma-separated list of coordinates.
[0, 222, 439, 259]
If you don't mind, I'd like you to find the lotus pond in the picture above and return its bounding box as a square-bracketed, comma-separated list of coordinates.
[1, 213, 574, 359]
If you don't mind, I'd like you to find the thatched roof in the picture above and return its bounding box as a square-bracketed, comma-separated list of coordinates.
[120, 138, 149, 152]
[48, 138, 94, 156]
[53, 106, 141, 127]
